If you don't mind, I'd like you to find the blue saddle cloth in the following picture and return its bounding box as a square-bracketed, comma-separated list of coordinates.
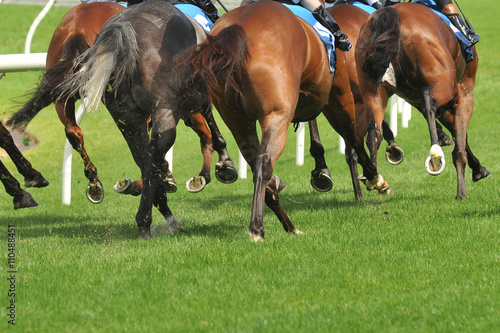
[282, 4, 336, 73]
[328, 0, 376, 14]
[410, 0, 474, 61]
[174, 4, 218, 33]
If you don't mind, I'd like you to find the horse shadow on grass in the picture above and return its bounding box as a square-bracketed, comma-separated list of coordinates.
[5, 183, 397, 242]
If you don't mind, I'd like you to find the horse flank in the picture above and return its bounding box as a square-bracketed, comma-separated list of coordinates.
[359, 7, 401, 83]
[58, 22, 140, 112]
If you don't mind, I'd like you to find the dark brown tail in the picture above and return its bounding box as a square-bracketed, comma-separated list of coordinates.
[359, 7, 400, 83]
[7, 34, 89, 130]
[174, 25, 249, 112]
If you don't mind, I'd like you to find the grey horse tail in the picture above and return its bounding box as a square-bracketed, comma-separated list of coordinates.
[57, 22, 140, 112]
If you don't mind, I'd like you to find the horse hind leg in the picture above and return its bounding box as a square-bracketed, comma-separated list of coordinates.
[381, 117, 404, 165]
[0, 122, 49, 188]
[0, 161, 38, 209]
[56, 100, 103, 203]
[202, 110, 238, 185]
[308, 119, 333, 193]
[422, 88, 446, 175]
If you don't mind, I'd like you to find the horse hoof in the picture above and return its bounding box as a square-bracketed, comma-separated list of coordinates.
[185, 176, 206, 193]
[473, 166, 491, 182]
[385, 144, 404, 165]
[114, 178, 131, 193]
[310, 169, 333, 192]
[379, 184, 394, 195]
[425, 144, 445, 175]
[215, 162, 238, 184]
[86, 182, 104, 204]
[138, 227, 152, 240]
[425, 155, 445, 175]
[248, 230, 264, 242]
[164, 178, 177, 193]
[24, 173, 49, 188]
[439, 134, 454, 146]
[291, 229, 304, 235]
[13, 192, 38, 210]
[152, 215, 183, 235]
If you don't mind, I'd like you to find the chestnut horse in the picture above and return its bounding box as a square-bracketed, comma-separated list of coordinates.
[176, 1, 389, 240]
[309, 2, 401, 200]
[58, 0, 237, 238]
[356, 3, 490, 199]
[0, 121, 48, 209]
[7, 1, 235, 204]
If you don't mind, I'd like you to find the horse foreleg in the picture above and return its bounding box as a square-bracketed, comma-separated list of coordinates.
[308, 118, 333, 193]
[265, 175, 301, 234]
[56, 100, 103, 203]
[422, 88, 446, 175]
[0, 122, 48, 188]
[0, 161, 38, 209]
[202, 109, 238, 185]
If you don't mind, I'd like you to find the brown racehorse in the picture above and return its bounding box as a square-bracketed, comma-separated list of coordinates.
[309, 2, 400, 200]
[176, 1, 389, 241]
[356, 3, 490, 199]
[0, 121, 48, 209]
[7, 2, 236, 204]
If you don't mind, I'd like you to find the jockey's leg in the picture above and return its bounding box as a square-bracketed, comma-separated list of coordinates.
[299, 0, 352, 51]
[363, 0, 386, 9]
[438, 1, 479, 45]
[194, 0, 220, 23]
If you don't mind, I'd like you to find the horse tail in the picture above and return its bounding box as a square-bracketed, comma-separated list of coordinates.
[359, 7, 400, 82]
[7, 34, 91, 130]
[175, 25, 249, 111]
[58, 22, 139, 111]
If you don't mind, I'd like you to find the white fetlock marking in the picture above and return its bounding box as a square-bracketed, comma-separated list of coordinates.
[366, 174, 385, 191]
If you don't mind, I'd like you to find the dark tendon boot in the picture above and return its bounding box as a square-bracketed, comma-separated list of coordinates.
[447, 13, 480, 45]
[312, 6, 352, 51]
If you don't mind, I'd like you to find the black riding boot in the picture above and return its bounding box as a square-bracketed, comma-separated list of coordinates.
[195, 0, 220, 24]
[370, 0, 386, 9]
[312, 6, 352, 52]
[447, 13, 479, 45]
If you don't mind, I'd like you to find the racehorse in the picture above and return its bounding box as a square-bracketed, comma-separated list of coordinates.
[175, 1, 389, 241]
[7, 1, 236, 204]
[57, 0, 236, 238]
[355, 3, 490, 199]
[0, 121, 48, 209]
[309, 2, 401, 200]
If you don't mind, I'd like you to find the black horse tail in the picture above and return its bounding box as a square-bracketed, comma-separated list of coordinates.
[174, 25, 249, 112]
[58, 22, 139, 112]
[359, 7, 400, 83]
[7, 34, 90, 131]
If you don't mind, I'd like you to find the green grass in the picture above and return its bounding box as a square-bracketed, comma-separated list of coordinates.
[1, 1, 499, 332]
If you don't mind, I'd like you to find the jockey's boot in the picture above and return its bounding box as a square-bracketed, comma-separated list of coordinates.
[312, 6, 352, 52]
[441, 4, 479, 45]
[370, 0, 386, 9]
[195, 0, 220, 24]
[446, 13, 480, 45]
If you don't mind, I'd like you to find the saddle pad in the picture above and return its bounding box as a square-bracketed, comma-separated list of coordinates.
[282, 4, 336, 73]
[328, 1, 376, 14]
[412, 0, 473, 61]
[174, 4, 217, 33]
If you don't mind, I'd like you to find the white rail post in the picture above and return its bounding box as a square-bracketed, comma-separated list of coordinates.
[25, 0, 55, 54]
[295, 122, 305, 166]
